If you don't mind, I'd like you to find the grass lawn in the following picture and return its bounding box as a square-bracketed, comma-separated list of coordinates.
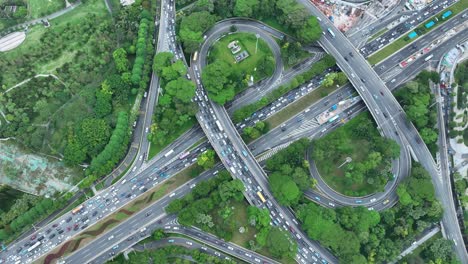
[27, 0, 65, 18]
[266, 84, 341, 128]
[207, 32, 274, 89]
[148, 120, 195, 160]
[368, 0, 468, 65]
[315, 113, 386, 196]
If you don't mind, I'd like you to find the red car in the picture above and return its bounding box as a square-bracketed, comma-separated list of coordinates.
[30, 234, 36, 240]
[67, 226, 72, 232]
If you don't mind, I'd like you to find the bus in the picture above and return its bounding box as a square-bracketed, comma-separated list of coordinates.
[215, 120, 224, 132]
[442, 10, 452, 20]
[257, 191, 266, 203]
[179, 151, 190, 160]
[425, 20, 435, 29]
[327, 28, 335, 38]
[27, 241, 41, 252]
[164, 149, 174, 158]
[193, 51, 198, 61]
[242, 150, 248, 157]
[424, 54, 434, 61]
[72, 205, 84, 215]
[328, 115, 339, 123]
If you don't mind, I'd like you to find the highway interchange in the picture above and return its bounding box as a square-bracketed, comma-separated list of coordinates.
[1, 0, 467, 263]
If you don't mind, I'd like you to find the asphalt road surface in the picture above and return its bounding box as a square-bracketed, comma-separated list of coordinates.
[296, 0, 468, 261]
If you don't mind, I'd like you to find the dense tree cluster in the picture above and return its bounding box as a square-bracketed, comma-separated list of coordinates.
[178, 11, 219, 53]
[233, 54, 336, 122]
[311, 113, 400, 196]
[266, 139, 316, 206]
[107, 245, 235, 264]
[197, 149, 216, 169]
[1, 0, 151, 168]
[453, 61, 467, 120]
[209, 0, 322, 43]
[242, 121, 269, 141]
[280, 41, 309, 67]
[80, 111, 130, 187]
[149, 52, 197, 149]
[0, 194, 68, 242]
[404, 238, 458, 264]
[165, 171, 297, 258]
[166, 171, 243, 240]
[295, 163, 443, 263]
[201, 60, 237, 105]
[131, 18, 150, 85]
[395, 71, 439, 153]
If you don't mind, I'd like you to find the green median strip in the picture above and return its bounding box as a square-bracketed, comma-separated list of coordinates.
[368, 0, 468, 65]
[266, 84, 342, 128]
[37, 165, 196, 263]
[369, 28, 388, 42]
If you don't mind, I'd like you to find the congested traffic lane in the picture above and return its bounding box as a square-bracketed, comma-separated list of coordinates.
[360, 0, 458, 57]
[192, 23, 338, 263]
[375, 11, 468, 74]
[297, 0, 468, 261]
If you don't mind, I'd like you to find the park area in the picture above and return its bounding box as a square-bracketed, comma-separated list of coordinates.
[207, 32, 275, 87]
[311, 113, 400, 196]
[27, 0, 65, 18]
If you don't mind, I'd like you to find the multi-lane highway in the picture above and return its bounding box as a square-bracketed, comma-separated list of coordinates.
[297, 0, 468, 262]
[191, 21, 339, 262]
[360, 0, 458, 57]
[2, 1, 467, 263]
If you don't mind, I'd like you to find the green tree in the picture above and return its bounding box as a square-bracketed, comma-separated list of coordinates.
[179, 12, 218, 53]
[165, 78, 196, 103]
[95, 89, 112, 118]
[266, 227, 297, 258]
[397, 185, 413, 206]
[112, 48, 129, 73]
[64, 135, 87, 165]
[420, 128, 438, 145]
[166, 199, 185, 213]
[296, 16, 322, 43]
[153, 52, 174, 75]
[218, 179, 244, 202]
[76, 118, 111, 158]
[425, 238, 454, 262]
[202, 60, 236, 104]
[197, 149, 216, 169]
[234, 0, 259, 17]
[152, 229, 166, 240]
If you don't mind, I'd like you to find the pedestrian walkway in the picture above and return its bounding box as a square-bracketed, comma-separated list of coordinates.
[446, 47, 468, 177]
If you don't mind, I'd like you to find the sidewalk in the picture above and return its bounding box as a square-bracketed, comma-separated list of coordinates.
[447, 49, 468, 177]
